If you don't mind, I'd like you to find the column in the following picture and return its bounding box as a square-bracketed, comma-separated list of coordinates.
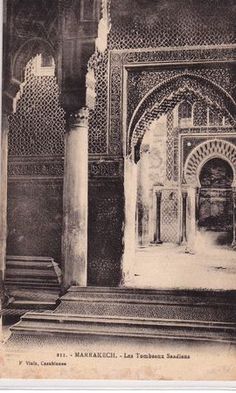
[0, 114, 9, 314]
[122, 156, 138, 284]
[232, 187, 236, 249]
[195, 187, 200, 225]
[138, 146, 150, 246]
[0, 114, 8, 279]
[185, 187, 197, 253]
[62, 107, 89, 290]
[181, 190, 188, 245]
[152, 190, 163, 244]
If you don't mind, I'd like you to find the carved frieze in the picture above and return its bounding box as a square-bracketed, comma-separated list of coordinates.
[8, 159, 64, 178]
[89, 159, 123, 177]
[8, 157, 123, 179]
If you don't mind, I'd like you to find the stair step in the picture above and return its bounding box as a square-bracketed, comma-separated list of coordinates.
[6, 287, 236, 346]
[6, 274, 58, 283]
[4, 255, 61, 316]
[8, 301, 57, 310]
[2, 308, 49, 317]
[7, 255, 54, 262]
[8, 289, 60, 298]
[6, 262, 57, 270]
[10, 311, 236, 344]
[5, 282, 60, 290]
[19, 311, 236, 327]
[6, 269, 58, 277]
[54, 286, 236, 323]
[61, 286, 236, 306]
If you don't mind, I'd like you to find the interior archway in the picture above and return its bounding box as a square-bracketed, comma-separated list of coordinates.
[123, 97, 236, 290]
[129, 74, 236, 153]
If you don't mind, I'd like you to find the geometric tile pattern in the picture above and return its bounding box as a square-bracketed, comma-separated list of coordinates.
[161, 189, 178, 243]
[8, 58, 65, 156]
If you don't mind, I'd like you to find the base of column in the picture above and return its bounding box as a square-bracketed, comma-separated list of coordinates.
[150, 240, 163, 245]
[184, 247, 195, 255]
[231, 241, 236, 250]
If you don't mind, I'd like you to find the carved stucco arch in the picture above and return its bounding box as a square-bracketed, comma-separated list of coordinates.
[184, 139, 236, 187]
[4, 38, 56, 114]
[128, 73, 236, 155]
[12, 38, 56, 83]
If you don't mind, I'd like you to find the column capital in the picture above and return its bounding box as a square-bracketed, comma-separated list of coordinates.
[155, 190, 162, 198]
[1, 112, 9, 135]
[182, 189, 188, 198]
[69, 107, 89, 129]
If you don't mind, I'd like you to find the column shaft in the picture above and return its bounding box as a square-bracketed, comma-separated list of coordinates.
[181, 191, 187, 244]
[152, 190, 162, 244]
[62, 108, 89, 289]
[232, 188, 236, 249]
[138, 148, 150, 246]
[122, 157, 137, 283]
[0, 114, 8, 314]
[0, 114, 8, 281]
[186, 187, 197, 253]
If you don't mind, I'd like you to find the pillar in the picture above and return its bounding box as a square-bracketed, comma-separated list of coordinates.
[152, 190, 163, 244]
[195, 187, 200, 225]
[122, 156, 138, 284]
[181, 190, 188, 245]
[0, 114, 8, 319]
[62, 107, 89, 289]
[137, 146, 150, 246]
[186, 187, 197, 253]
[0, 114, 8, 280]
[232, 187, 236, 249]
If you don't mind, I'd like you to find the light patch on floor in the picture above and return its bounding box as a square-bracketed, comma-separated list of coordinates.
[127, 233, 236, 290]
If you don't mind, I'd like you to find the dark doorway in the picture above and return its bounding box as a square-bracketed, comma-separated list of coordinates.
[198, 157, 233, 245]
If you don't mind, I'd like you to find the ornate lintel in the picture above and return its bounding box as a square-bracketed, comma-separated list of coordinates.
[69, 107, 89, 129]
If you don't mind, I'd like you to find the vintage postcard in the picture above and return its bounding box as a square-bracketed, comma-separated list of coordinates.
[0, 0, 236, 383]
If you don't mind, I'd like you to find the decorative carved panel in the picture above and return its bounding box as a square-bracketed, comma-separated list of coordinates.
[109, 1, 235, 49]
[161, 189, 178, 243]
[8, 58, 65, 157]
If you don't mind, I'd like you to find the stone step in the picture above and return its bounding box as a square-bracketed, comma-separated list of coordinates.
[6, 286, 236, 346]
[7, 300, 57, 310]
[4, 255, 61, 316]
[7, 255, 55, 261]
[64, 286, 236, 305]
[5, 281, 60, 290]
[6, 270, 58, 278]
[9, 310, 236, 344]
[2, 308, 45, 317]
[7, 288, 60, 300]
[6, 261, 56, 270]
[5, 255, 61, 282]
[6, 256, 61, 273]
[54, 286, 236, 323]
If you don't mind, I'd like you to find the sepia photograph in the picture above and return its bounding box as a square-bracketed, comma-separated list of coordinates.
[0, 0, 236, 383]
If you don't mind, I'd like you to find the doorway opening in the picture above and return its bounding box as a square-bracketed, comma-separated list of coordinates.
[198, 157, 233, 246]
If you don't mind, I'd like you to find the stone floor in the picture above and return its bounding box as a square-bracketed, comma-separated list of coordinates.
[127, 232, 236, 290]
